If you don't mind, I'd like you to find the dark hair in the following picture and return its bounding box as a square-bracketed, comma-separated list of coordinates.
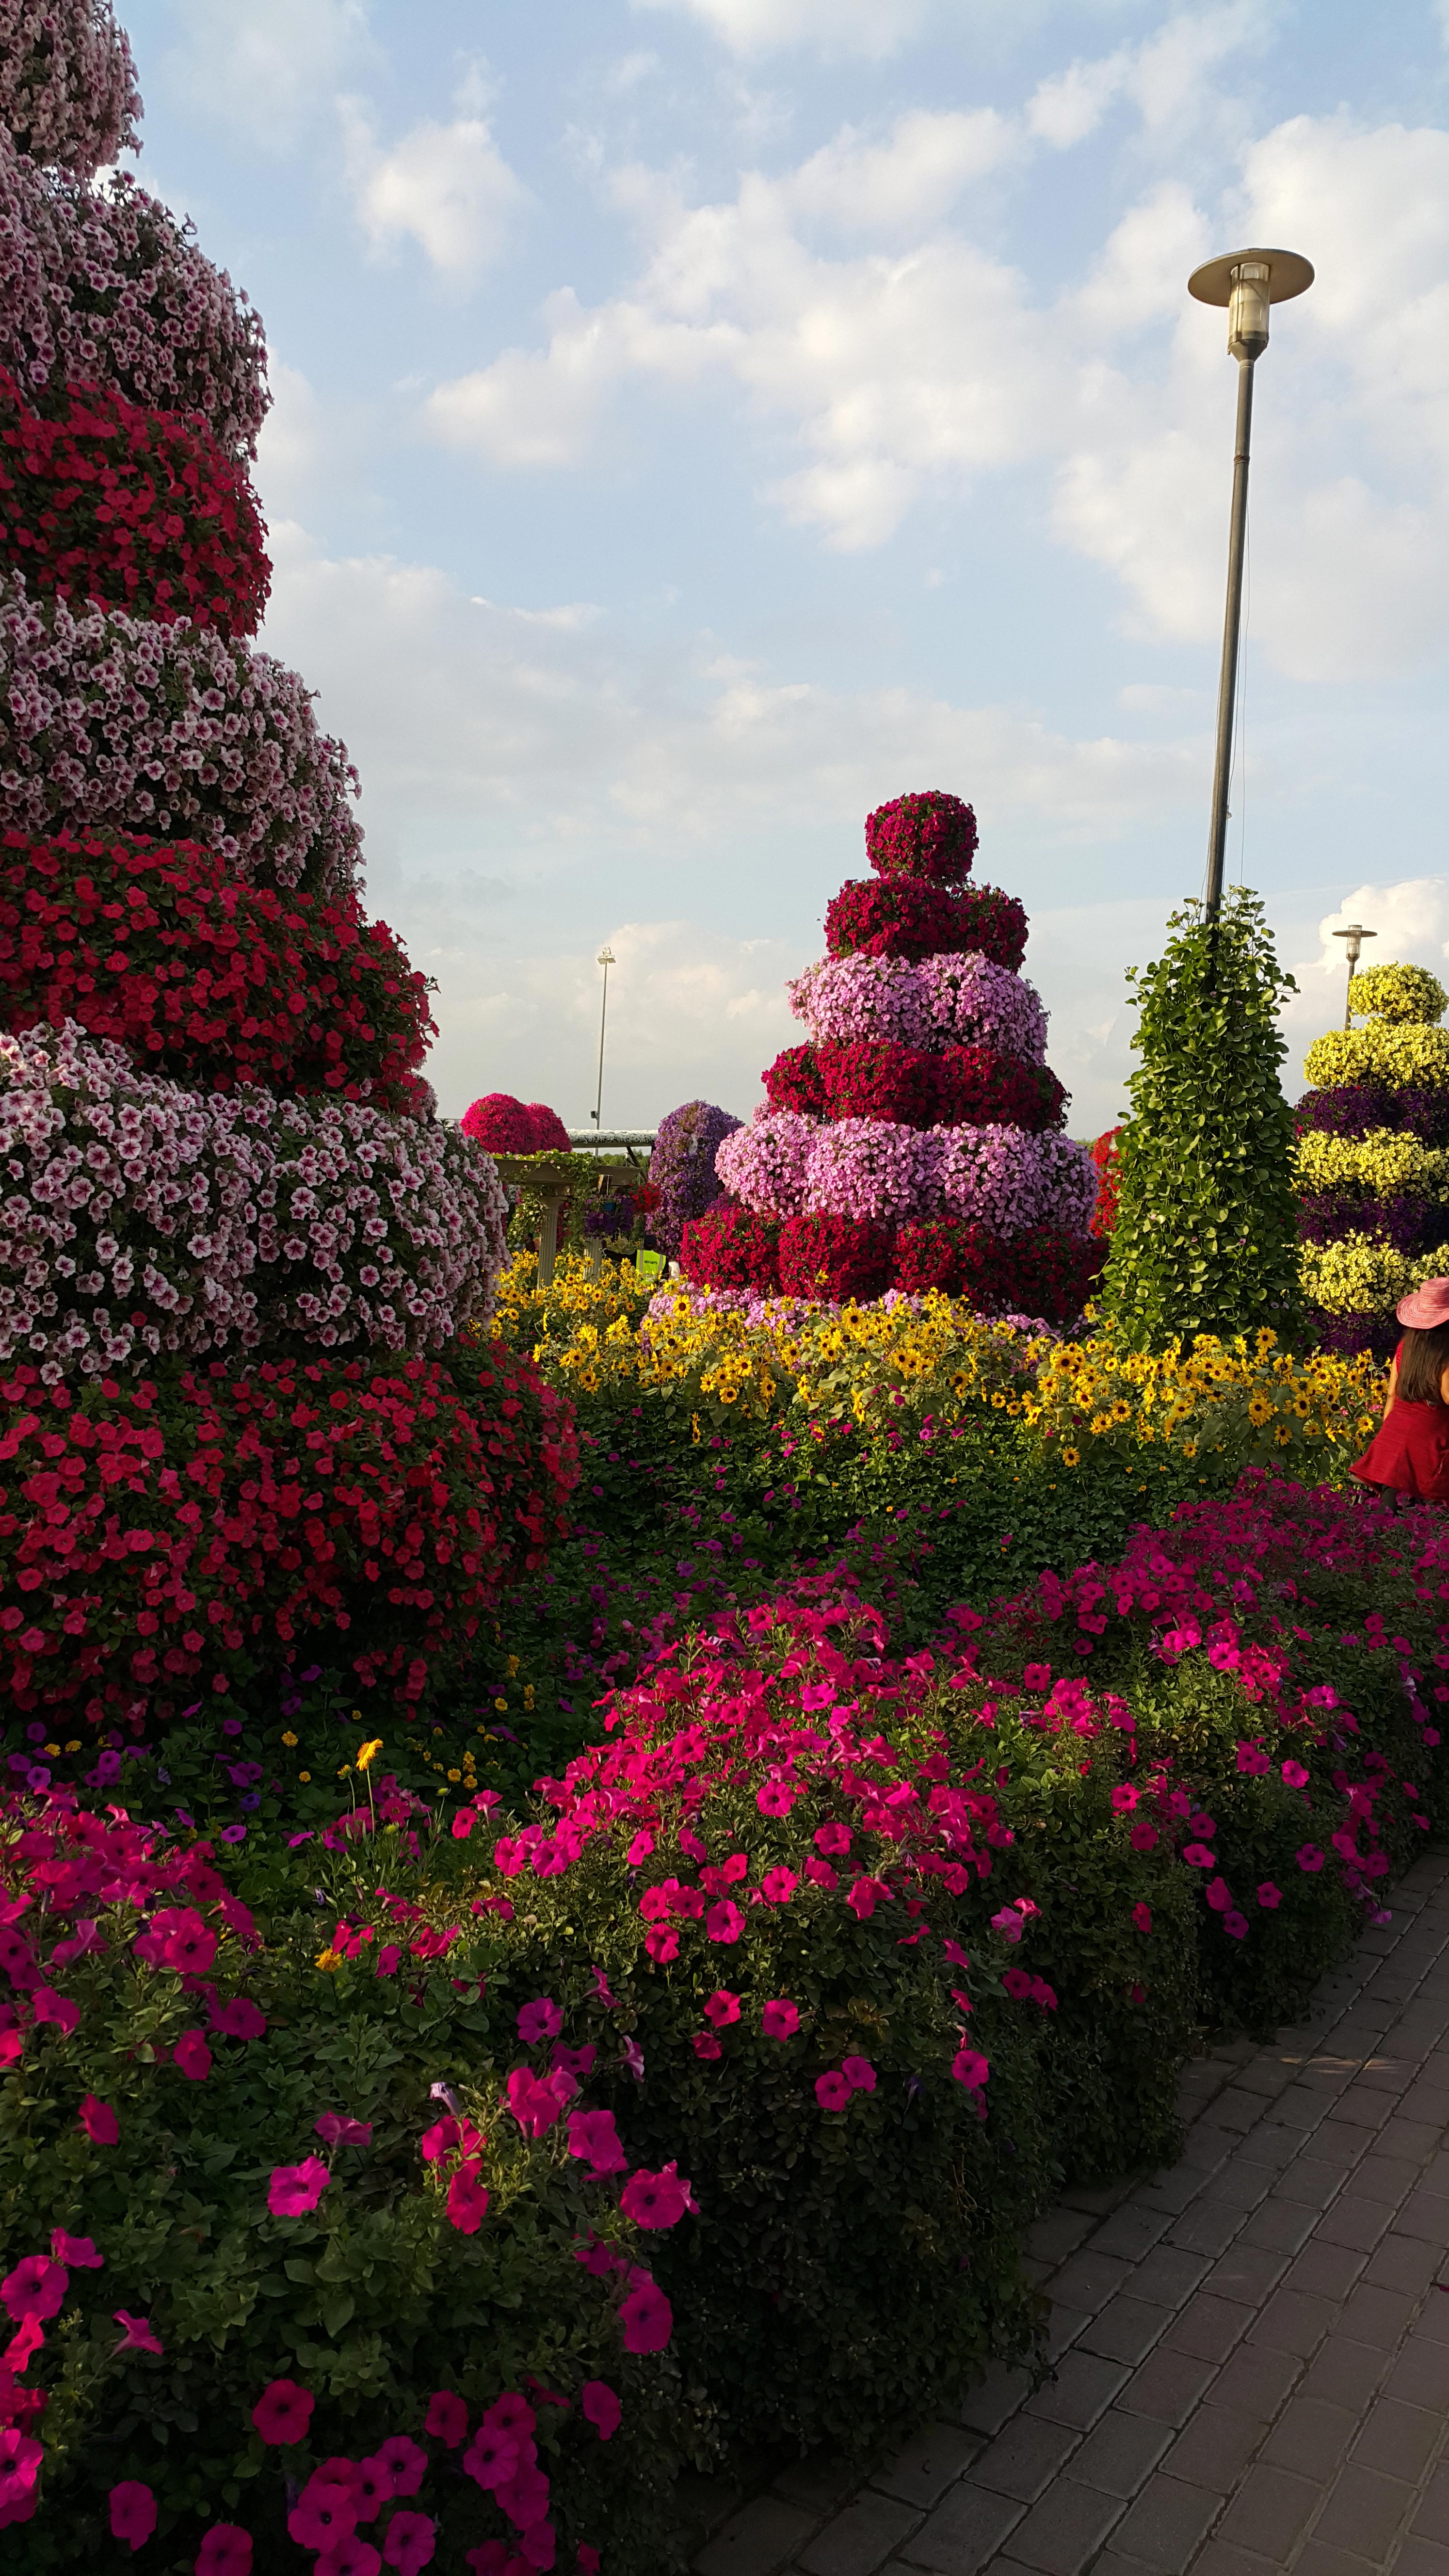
[1397, 1323, 1449, 1406]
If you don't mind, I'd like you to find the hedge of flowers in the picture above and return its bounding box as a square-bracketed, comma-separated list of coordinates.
[1296, 963, 1449, 1354]
[0, 1333, 578, 1726]
[0, 366, 270, 633]
[646, 1100, 741, 1260]
[462, 1096, 573, 1156]
[0, 573, 361, 900]
[0, 0, 140, 178]
[0, 1019, 509, 1375]
[688, 795, 1095, 1317]
[0, 828, 434, 1109]
[0, 132, 269, 455]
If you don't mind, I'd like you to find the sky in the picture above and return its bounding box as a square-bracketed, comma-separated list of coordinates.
[114, 0, 1449, 1137]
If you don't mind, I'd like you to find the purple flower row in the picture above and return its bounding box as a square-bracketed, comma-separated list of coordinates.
[715, 1109, 1097, 1238]
[787, 950, 1047, 1063]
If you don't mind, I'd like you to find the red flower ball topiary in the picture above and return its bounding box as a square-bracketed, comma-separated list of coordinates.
[824, 879, 1027, 970]
[0, 826, 434, 1110]
[461, 1094, 538, 1155]
[523, 1102, 572, 1152]
[777, 1212, 891, 1304]
[0, 368, 270, 635]
[680, 1199, 781, 1294]
[865, 790, 977, 886]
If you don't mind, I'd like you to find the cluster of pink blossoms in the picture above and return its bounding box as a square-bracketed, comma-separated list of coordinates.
[716, 1105, 1096, 1237]
[0, 1, 142, 179]
[787, 950, 1048, 1063]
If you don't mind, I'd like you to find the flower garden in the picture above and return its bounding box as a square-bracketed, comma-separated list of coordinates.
[1, 10, 1447, 2576]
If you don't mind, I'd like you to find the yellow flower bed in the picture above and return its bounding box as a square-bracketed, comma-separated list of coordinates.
[493, 1254, 1383, 1475]
[1296, 1128, 1449, 1198]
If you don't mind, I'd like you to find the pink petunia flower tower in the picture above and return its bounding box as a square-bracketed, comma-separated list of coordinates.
[680, 791, 1104, 1323]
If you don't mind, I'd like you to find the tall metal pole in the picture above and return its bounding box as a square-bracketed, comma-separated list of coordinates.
[1205, 354, 1255, 925]
[592, 946, 614, 1151]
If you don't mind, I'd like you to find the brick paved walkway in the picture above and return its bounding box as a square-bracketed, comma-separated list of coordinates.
[694, 1848, 1449, 2576]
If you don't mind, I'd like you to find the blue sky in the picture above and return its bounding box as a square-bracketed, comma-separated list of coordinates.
[116, 0, 1449, 1135]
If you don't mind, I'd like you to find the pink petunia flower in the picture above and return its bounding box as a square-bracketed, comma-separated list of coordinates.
[1182, 1843, 1214, 1869]
[1296, 1845, 1325, 1873]
[110, 2480, 158, 2551]
[618, 2278, 673, 2352]
[578, 2552, 601, 2576]
[315, 2113, 372, 2148]
[516, 1998, 563, 2045]
[268, 2156, 330, 2217]
[374, 2436, 427, 2497]
[1281, 1760, 1310, 1789]
[174, 2029, 212, 2082]
[113, 2310, 163, 2356]
[483, 2393, 536, 2439]
[462, 2426, 518, 2491]
[620, 2164, 696, 2229]
[704, 1901, 744, 1944]
[580, 2381, 621, 2441]
[1224, 1913, 1248, 1940]
[567, 2109, 626, 2175]
[643, 1925, 679, 1963]
[424, 2389, 467, 2447]
[760, 1868, 798, 1904]
[32, 1987, 80, 2035]
[841, 2057, 876, 2092]
[212, 1998, 267, 2040]
[1257, 1882, 1282, 1909]
[1129, 1821, 1158, 1852]
[1110, 1785, 1139, 1812]
[692, 2031, 722, 2059]
[447, 2162, 491, 2235]
[314, 2536, 380, 2576]
[504, 2066, 570, 2139]
[951, 2048, 990, 2091]
[376, 1945, 402, 1976]
[804, 1855, 837, 1888]
[351, 2458, 395, 2523]
[761, 2000, 799, 2040]
[50, 2231, 101, 2269]
[195, 2524, 253, 2575]
[815, 2071, 852, 2110]
[288, 2476, 357, 2551]
[518, 2521, 555, 2571]
[382, 2512, 436, 2574]
[2, 2256, 66, 2322]
[1003, 1965, 1031, 1997]
[79, 2094, 119, 2144]
[703, 1990, 741, 2027]
[251, 2377, 314, 2445]
[814, 1821, 852, 1856]
[1131, 1902, 1152, 1933]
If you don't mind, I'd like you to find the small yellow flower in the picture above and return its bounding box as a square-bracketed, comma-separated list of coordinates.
[315, 1948, 341, 1972]
[64, 1740, 80, 1754]
[282, 1730, 298, 1748]
[356, 1738, 384, 1773]
[298, 1771, 311, 1783]
[338, 1764, 352, 1778]
[447, 1768, 461, 1783]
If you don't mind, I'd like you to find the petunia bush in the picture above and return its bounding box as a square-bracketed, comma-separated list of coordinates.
[644, 1101, 742, 1264]
[0, 827, 435, 1111]
[0, 573, 360, 902]
[824, 877, 1027, 969]
[864, 789, 977, 885]
[0, 0, 141, 179]
[677, 1200, 782, 1297]
[0, 1020, 507, 1376]
[764, 1040, 1065, 1134]
[787, 951, 1047, 1064]
[0, 367, 270, 635]
[462, 1096, 572, 1157]
[0, 1333, 578, 1728]
[0, 131, 269, 455]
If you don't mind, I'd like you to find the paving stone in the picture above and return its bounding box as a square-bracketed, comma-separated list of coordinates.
[1351, 2151, 1424, 2206]
[1126, 2245, 1210, 2312]
[1397, 2540, 1449, 2576]
[1001, 2476, 1124, 2575]
[1237, 2196, 1319, 2256]
[1283, 2238, 1368, 2305]
[1160, 2401, 1263, 2494]
[1243, 2285, 1338, 2358]
[1412, 2462, 1449, 2545]
[1190, 2545, 1278, 2576]
[1106, 2472, 1220, 2570]
[1278, 2154, 1357, 2207]
[1397, 2186, 1449, 2244]
[1084, 2202, 1173, 2265]
[1025, 2209, 1096, 2269]
[958, 2364, 1034, 2438]
[1024, 2351, 1130, 2432]
[1114, 2347, 1217, 2427]
[1202, 2244, 1288, 2307]
[1165, 2201, 1245, 2258]
[1298, 2335, 1390, 2415]
[1316, 2461, 1418, 2561]
[696, 2496, 820, 2576]
[872, 2424, 982, 2512]
[969, 2415, 1081, 2504]
[1077, 2298, 1174, 2368]
[798, 2494, 921, 2576]
[1064, 2408, 1171, 2500]
[1162, 2293, 1253, 2365]
[1209, 2340, 1303, 2418]
[1314, 2192, 1395, 2254]
[773, 2456, 861, 2516]
[1259, 2395, 1361, 2482]
[1290, 2543, 1385, 2576]
[1213, 2461, 1322, 2560]
[1336, 2280, 1418, 2350]
[1047, 2251, 1136, 2317]
[898, 2480, 1024, 2574]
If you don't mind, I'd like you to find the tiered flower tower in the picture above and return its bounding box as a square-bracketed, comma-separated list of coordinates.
[0, 3, 567, 1738]
[680, 791, 1103, 1324]
[1297, 962, 1449, 1357]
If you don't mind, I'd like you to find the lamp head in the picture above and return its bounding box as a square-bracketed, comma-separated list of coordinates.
[1188, 247, 1314, 362]
[1332, 923, 1375, 968]
[597, 945, 616, 968]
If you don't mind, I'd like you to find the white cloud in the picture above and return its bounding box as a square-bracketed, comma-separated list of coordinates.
[1282, 880, 1449, 1077]
[629, 0, 928, 60]
[1026, 4, 1265, 150]
[339, 94, 527, 278]
[161, 0, 372, 150]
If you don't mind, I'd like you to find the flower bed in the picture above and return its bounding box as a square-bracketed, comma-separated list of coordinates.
[0, 367, 270, 633]
[0, 0, 141, 179]
[0, 132, 269, 455]
[0, 1335, 578, 1726]
[0, 1021, 508, 1376]
[0, 828, 434, 1108]
[0, 573, 360, 901]
[824, 878, 1027, 968]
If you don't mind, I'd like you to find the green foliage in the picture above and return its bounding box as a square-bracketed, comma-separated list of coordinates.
[1103, 890, 1302, 1348]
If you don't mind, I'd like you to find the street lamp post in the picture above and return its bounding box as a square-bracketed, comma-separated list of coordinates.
[1188, 247, 1314, 923]
[591, 946, 616, 1151]
[1332, 922, 1376, 1030]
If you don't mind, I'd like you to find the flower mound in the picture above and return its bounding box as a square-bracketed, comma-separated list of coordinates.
[865, 789, 977, 884]
[0, 1, 141, 179]
[825, 877, 1027, 969]
[0, 367, 270, 633]
[648, 1099, 743, 1259]
[0, 573, 359, 901]
[461, 1095, 571, 1155]
[678, 1200, 782, 1295]
[0, 828, 434, 1109]
[765, 1041, 1065, 1133]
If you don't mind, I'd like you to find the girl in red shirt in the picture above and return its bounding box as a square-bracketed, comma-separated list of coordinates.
[1351, 1279, 1449, 1504]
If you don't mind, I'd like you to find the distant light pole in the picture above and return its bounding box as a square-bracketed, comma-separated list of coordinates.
[591, 946, 616, 1150]
[1188, 246, 1314, 923]
[1333, 922, 1376, 1030]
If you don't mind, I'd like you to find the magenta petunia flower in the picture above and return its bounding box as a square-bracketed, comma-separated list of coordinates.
[643, 1925, 679, 1962]
[287, 2475, 357, 2551]
[462, 2426, 518, 2491]
[1296, 1845, 1325, 1873]
[268, 2156, 330, 2217]
[1110, 1785, 1139, 1813]
[1129, 1821, 1158, 1852]
[580, 2381, 621, 2441]
[174, 2028, 212, 2082]
[79, 2093, 119, 2145]
[1281, 1759, 1310, 1788]
[113, 2310, 163, 2356]
[110, 2481, 157, 2551]
[1003, 1965, 1032, 1997]
[213, 1998, 267, 2041]
[704, 1901, 744, 1944]
[1205, 1878, 1231, 1914]
[447, 2162, 490, 2235]
[483, 2392, 536, 2439]
[195, 2524, 253, 2575]
[50, 2230, 101, 2269]
[814, 1820, 852, 1857]
[424, 2390, 467, 2447]
[374, 2436, 427, 2497]
[516, 1998, 563, 2046]
[703, 1990, 741, 2027]
[841, 2057, 876, 2092]
[692, 2031, 723, 2059]
[32, 1987, 80, 2035]
[1257, 1882, 1282, 1909]
[163, 1911, 217, 1975]
[251, 2377, 315, 2445]
[760, 1868, 798, 1905]
[315, 2113, 372, 2148]
[618, 2277, 673, 2352]
[351, 2456, 395, 2522]
[620, 2163, 696, 2229]
[815, 2071, 852, 2110]
[1023, 1663, 1052, 1690]
[314, 2536, 380, 2576]
[951, 2048, 990, 2091]
[567, 2109, 626, 2175]
[2, 2255, 66, 2322]
[382, 2511, 436, 2574]
[1224, 1913, 1249, 1941]
[376, 1945, 402, 1976]
[761, 2000, 799, 2040]
[1131, 1902, 1152, 1933]
[1181, 1843, 1214, 1869]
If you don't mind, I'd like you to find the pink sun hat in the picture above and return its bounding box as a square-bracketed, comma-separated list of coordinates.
[1396, 1278, 1449, 1329]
